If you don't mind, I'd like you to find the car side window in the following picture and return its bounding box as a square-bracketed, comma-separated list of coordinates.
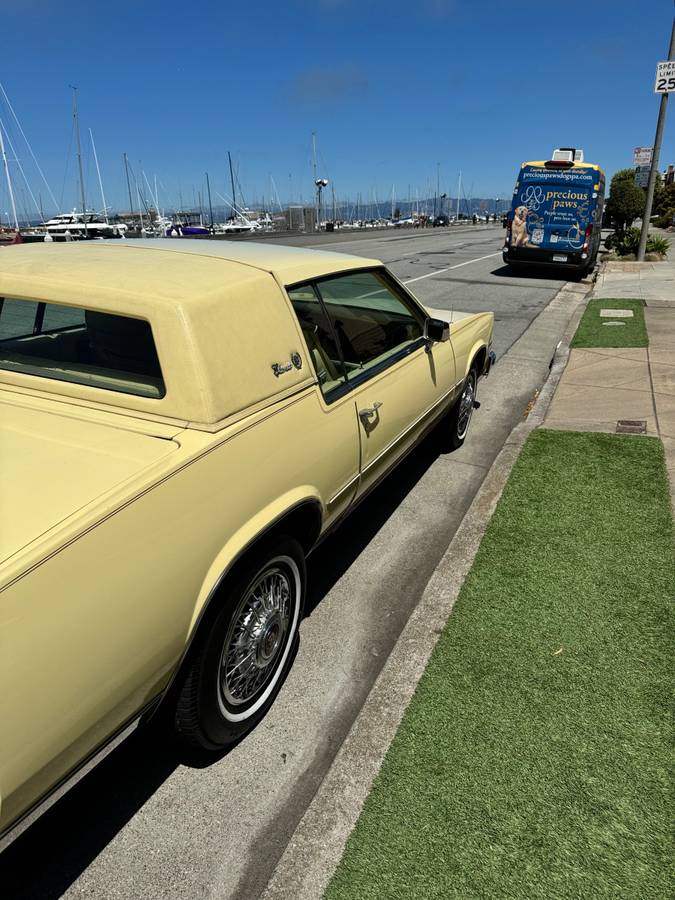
[287, 285, 347, 396]
[314, 270, 424, 381]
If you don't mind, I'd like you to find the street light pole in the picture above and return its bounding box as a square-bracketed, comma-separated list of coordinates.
[315, 178, 328, 230]
[637, 16, 675, 261]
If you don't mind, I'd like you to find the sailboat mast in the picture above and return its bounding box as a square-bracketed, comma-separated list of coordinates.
[123, 153, 135, 221]
[456, 171, 461, 220]
[89, 129, 108, 223]
[70, 86, 87, 217]
[205, 171, 214, 229]
[228, 151, 237, 220]
[136, 181, 144, 230]
[0, 121, 19, 229]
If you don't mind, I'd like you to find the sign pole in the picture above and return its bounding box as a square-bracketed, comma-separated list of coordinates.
[637, 16, 675, 261]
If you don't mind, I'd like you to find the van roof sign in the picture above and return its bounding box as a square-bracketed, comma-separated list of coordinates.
[552, 147, 585, 162]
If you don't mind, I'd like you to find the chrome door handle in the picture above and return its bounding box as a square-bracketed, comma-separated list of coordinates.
[359, 401, 383, 422]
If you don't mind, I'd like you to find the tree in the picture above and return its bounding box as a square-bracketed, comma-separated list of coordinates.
[394, 207, 401, 219]
[654, 180, 675, 216]
[611, 168, 637, 185]
[605, 169, 645, 231]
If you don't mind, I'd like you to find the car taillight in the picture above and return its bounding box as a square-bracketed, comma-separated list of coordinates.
[582, 224, 593, 251]
[505, 217, 512, 244]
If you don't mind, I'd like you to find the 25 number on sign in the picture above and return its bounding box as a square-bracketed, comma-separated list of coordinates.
[656, 76, 675, 93]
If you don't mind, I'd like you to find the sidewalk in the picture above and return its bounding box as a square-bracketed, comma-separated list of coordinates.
[544, 255, 675, 501]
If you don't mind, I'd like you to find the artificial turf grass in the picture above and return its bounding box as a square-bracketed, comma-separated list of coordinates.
[571, 298, 647, 349]
[325, 430, 673, 900]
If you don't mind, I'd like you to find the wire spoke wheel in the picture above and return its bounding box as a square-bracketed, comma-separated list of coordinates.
[174, 538, 305, 749]
[220, 566, 293, 708]
[457, 371, 476, 440]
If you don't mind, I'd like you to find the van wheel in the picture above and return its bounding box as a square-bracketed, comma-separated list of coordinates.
[446, 367, 478, 450]
[174, 537, 305, 750]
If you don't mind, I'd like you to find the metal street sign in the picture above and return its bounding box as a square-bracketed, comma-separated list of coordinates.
[635, 166, 651, 188]
[655, 60, 675, 93]
[633, 146, 653, 165]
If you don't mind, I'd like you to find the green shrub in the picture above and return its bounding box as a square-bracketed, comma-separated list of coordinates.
[607, 227, 669, 258]
[616, 227, 641, 256]
[647, 234, 670, 256]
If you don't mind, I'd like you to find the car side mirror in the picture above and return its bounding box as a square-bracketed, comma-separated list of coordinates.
[424, 317, 450, 346]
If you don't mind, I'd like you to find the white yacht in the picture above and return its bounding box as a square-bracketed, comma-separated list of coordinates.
[43, 212, 127, 240]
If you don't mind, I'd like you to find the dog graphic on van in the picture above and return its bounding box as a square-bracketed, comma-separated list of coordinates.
[511, 205, 529, 248]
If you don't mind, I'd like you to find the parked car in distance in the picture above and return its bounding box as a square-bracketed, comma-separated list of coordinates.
[0, 240, 495, 850]
[433, 214, 450, 227]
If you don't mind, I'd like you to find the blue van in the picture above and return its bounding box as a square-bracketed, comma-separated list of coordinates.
[503, 156, 605, 275]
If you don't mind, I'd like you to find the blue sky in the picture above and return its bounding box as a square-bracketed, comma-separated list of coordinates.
[0, 0, 673, 218]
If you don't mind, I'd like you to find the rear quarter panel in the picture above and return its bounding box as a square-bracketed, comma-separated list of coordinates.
[0, 387, 358, 834]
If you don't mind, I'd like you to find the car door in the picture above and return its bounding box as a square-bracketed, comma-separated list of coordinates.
[311, 269, 456, 495]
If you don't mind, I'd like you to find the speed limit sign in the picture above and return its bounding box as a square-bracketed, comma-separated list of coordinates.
[655, 60, 675, 94]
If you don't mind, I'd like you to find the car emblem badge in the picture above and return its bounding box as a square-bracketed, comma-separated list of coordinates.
[272, 354, 302, 377]
[271, 361, 292, 377]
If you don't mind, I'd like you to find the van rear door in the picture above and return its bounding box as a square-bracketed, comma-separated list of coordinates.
[514, 165, 598, 255]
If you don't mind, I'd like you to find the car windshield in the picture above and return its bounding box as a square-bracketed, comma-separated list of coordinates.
[0, 297, 165, 398]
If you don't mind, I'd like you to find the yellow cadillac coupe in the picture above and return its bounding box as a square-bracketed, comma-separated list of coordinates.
[0, 239, 494, 848]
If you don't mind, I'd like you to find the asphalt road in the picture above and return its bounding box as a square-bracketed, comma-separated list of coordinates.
[1, 226, 570, 900]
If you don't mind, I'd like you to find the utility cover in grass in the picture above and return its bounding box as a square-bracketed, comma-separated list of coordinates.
[325, 430, 673, 900]
[571, 298, 647, 348]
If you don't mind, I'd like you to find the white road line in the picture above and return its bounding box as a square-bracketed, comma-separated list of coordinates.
[403, 251, 502, 284]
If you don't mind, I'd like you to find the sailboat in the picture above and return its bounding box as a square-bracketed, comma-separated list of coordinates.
[40, 88, 126, 241]
[0, 113, 20, 244]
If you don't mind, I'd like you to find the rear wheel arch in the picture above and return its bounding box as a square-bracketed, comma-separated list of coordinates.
[192, 498, 320, 636]
[155, 499, 322, 715]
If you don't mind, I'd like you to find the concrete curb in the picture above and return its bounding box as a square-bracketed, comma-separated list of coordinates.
[260, 279, 594, 900]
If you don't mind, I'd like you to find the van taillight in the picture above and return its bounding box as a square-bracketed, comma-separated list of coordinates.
[505, 216, 512, 243]
[583, 224, 593, 250]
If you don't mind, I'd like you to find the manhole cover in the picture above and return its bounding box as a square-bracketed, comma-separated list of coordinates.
[603, 321, 626, 326]
[600, 309, 634, 317]
[616, 420, 647, 434]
